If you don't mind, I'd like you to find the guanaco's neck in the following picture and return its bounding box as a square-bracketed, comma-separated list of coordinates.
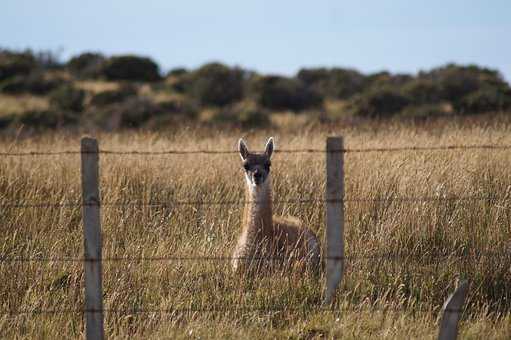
[243, 175, 273, 238]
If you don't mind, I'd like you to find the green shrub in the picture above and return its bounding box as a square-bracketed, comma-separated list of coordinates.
[188, 63, 244, 106]
[158, 97, 198, 119]
[67, 52, 105, 79]
[453, 87, 511, 114]
[232, 101, 270, 128]
[0, 50, 37, 81]
[365, 72, 413, 90]
[88, 97, 163, 129]
[49, 85, 85, 112]
[349, 88, 410, 118]
[199, 101, 270, 128]
[0, 72, 63, 95]
[101, 55, 161, 82]
[297, 67, 366, 99]
[401, 79, 443, 105]
[89, 85, 137, 106]
[167, 67, 188, 77]
[422, 64, 508, 102]
[254, 76, 323, 111]
[14, 110, 78, 129]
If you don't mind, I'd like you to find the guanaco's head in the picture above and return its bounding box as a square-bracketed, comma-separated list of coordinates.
[238, 137, 274, 187]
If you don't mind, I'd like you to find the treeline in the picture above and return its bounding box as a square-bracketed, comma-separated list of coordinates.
[1, 49, 510, 131]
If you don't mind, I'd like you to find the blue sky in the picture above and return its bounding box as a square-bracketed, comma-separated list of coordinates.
[2, 0, 510, 80]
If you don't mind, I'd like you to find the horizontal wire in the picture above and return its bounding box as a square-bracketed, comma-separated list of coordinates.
[1, 144, 511, 156]
[0, 305, 449, 315]
[0, 195, 508, 209]
[1, 252, 507, 263]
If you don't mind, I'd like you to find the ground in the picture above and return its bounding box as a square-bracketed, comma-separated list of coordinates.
[0, 117, 510, 339]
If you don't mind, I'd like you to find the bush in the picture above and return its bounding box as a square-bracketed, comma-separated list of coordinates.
[453, 87, 511, 114]
[401, 78, 443, 105]
[88, 97, 163, 129]
[199, 101, 270, 128]
[188, 63, 244, 106]
[167, 67, 188, 77]
[14, 110, 78, 129]
[421, 64, 508, 102]
[49, 85, 85, 112]
[365, 72, 413, 91]
[101, 55, 161, 82]
[297, 67, 366, 99]
[0, 50, 37, 81]
[89, 85, 137, 106]
[158, 97, 198, 119]
[349, 88, 410, 118]
[166, 73, 192, 94]
[254, 76, 323, 111]
[67, 52, 105, 79]
[0, 72, 63, 95]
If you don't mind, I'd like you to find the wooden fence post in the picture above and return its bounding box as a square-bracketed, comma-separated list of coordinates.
[438, 280, 469, 340]
[81, 137, 104, 340]
[323, 136, 345, 305]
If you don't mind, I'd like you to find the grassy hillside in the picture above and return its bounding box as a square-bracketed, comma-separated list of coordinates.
[1, 119, 510, 338]
[1, 49, 511, 134]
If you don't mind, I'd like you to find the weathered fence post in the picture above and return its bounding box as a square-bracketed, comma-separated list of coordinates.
[323, 136, 345, 305]
[438, 280, 469, 340]
[81, 137, 104, 340]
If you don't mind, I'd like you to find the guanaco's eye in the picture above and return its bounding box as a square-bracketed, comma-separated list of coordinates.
[243, 163, 250, 171]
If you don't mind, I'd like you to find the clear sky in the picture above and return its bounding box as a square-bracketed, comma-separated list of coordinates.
[2, 0, 510, 80]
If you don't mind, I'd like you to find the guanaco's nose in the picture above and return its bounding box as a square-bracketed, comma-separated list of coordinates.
[253, 170, 262, 180]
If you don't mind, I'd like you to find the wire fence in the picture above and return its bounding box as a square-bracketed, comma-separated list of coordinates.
[1, 195, 509, 210]
[2, 304, 462, 316]
[1, 143, 511, 157]
[1, 138, 509, 338]
[1, 252, 508, 263]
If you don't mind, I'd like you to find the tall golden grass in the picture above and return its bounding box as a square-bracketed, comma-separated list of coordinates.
[0, 118, 510, 339]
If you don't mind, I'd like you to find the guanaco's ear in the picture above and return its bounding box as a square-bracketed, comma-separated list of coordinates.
[265, 137, 274, 158]
[238, 139, 249, 160]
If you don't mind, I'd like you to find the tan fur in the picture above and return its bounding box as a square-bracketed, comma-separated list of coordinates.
[232, 139, 321, 274]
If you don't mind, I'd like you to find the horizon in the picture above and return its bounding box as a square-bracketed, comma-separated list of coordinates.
[2, 1, 511, 81]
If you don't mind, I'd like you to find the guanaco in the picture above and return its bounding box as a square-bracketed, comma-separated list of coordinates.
[232, 137, 321, 274]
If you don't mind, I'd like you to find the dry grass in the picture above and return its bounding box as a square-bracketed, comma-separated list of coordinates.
[0, 94, 49, 116]
[0, 119, 510, 339]
[74, 80, 120, 94]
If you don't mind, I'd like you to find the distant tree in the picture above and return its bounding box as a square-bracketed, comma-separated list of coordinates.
[101, 55, 161, 82]
[254, 75, 323, 111]
[0, 50, 37, 81]
[167, 67, 188, 77]
[349, 87, 410, 118]
[401, 78, 443, 105]
[67, 52, 106, 79]
[297, 67, 366, 99]
[89, 85, 137, 107]
[49, 84, 85, 112]
[421, 64, 506, 102]
[453, 87, 511, 114]
[188, 62, 244, 106]
[365, 72, 413, 90]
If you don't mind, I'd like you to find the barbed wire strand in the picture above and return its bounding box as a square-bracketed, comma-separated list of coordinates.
[1, 252, 507, 263]
[1, 195, 509, 209]
[1, 143, 511, 157]
[0, 304, 458, 315]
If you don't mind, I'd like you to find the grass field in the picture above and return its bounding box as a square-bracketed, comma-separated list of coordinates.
[1, 117, 510, 339]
